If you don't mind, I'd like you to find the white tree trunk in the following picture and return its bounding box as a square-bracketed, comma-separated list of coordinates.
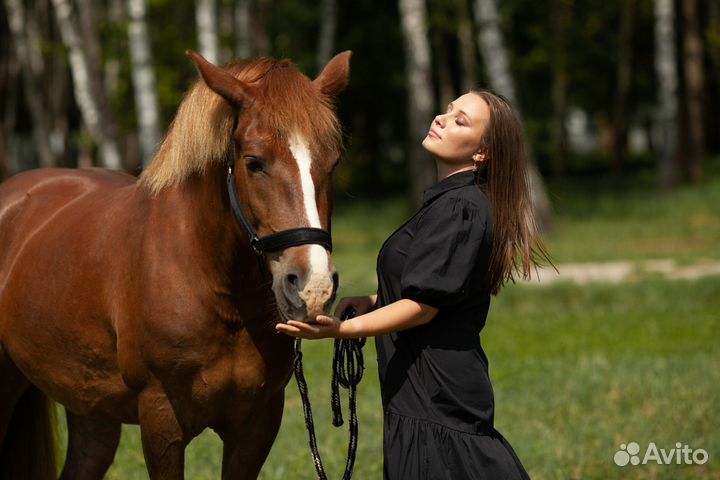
[127, 0, 162, 168]
[654, 0, 678, 187]
[77, 0, 122, 167]
[5, 0, 56, 168]
[398, 0, 435, 201]
[472, 0, 552, 229]
[316, 0, 337, 73]
[472, 0, 517, 104]
[196, 0, 219, 64]
[51, 0, 122, 169]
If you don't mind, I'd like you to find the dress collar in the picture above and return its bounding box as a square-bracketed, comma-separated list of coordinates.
[422, 170, 477, 205]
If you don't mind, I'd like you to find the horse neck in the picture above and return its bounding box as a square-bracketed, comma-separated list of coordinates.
[145, 165, 268, 293]
[139, 166, 293, 369]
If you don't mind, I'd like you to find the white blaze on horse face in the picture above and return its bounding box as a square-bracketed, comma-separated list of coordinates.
[288, 133, 323, 231]
[287, 133, 333, 315]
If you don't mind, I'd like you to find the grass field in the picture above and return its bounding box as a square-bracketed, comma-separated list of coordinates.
[58, 168, 720, 479]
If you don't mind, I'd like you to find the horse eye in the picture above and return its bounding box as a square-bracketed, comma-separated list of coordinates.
[244, 156, 265, 174]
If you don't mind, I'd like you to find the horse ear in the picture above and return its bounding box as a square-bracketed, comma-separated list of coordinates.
[313, 50, 352, 97]
[186, 50, 251, 107]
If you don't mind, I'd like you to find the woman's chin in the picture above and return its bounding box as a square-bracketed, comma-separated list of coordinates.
[421, 137, 437, 154]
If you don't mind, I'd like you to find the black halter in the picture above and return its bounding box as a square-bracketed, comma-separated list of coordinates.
[226, 153, 333, 256]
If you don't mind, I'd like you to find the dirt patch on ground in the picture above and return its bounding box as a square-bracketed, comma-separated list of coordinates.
[529, 259, 720, 285]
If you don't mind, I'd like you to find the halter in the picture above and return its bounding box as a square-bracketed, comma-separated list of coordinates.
[225, 151, 333, 256]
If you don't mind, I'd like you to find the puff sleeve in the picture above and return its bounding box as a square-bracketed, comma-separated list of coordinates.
[400, 195, 489, 308]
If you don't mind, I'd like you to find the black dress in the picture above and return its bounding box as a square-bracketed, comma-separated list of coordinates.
[375, 171, 530, 480]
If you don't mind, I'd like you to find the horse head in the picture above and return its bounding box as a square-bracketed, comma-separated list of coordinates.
[186, 50, 351, 324]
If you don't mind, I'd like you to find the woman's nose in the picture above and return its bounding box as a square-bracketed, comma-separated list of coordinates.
[434, 115, 445, 128]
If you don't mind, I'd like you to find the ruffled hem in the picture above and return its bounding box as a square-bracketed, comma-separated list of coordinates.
[383, 411, 530, 480]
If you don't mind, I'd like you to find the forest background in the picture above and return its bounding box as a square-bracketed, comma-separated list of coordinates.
[2, 0, 718, 198]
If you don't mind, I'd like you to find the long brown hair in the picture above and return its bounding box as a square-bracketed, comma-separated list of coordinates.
[471, 89, 553, 295]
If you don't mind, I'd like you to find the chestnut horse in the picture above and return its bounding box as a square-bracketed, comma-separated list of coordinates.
[0, 50, 350, 479]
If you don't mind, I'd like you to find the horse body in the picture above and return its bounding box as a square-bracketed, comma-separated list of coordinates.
[0, 169, 141, 421]
[0, 50, 350, 479]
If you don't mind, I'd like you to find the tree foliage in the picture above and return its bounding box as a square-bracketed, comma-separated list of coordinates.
[1, 0, 718, 192]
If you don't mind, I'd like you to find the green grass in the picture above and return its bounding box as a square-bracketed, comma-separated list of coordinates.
[543, 170, 720, 263]
[485, 279, 720, 480]
[58, 172, 720, 479]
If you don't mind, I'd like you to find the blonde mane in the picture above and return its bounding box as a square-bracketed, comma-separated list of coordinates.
[140, 58, 342, 194]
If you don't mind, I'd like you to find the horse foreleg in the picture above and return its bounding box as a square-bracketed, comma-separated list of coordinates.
[138, 385, 187, 480]
[216, 392, 285, 480]
[59, 411, 121, 480]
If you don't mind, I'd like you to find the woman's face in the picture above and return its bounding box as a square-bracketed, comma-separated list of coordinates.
[421, 93, 490, 164]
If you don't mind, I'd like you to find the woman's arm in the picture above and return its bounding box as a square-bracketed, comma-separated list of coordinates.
[275, 299, 438, 339]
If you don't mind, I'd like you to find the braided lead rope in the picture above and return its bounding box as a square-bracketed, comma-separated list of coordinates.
[293, 308, 365, 480]
[293, 338, 327, 480]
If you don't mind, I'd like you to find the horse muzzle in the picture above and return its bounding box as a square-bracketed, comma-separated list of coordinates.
[270, 245, 339, 322]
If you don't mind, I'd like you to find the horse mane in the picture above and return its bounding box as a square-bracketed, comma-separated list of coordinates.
[140, 58, 343, 194]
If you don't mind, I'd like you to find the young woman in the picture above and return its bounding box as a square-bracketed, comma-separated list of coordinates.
[276, 89, 550, 479]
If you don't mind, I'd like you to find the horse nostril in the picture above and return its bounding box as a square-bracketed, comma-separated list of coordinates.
[282, 273, 305, 310]
[286, 273, 299, 289]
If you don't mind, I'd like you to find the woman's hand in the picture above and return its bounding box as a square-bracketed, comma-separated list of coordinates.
[334, 295, 377, 317]
[275, 314, 343, 339]
[276, 298, 436, 340]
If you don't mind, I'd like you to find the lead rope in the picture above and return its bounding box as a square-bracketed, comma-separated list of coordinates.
[293, 308, 365, 480]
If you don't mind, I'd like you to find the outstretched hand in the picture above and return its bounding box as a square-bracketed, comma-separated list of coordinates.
[275, 314, 343, 339]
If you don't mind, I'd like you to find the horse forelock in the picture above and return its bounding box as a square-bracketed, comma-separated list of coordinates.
[139, 58, 342, 195]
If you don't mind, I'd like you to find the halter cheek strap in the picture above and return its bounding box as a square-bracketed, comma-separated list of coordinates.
[226, 155, 333, 256]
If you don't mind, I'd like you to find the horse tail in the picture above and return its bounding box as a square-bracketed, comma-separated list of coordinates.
[0, 386, 57, 480]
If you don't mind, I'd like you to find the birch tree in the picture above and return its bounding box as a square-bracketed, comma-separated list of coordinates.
[51, 0, 122, 169]
[77, 0, 122, 167]
[654, 0, 678, 188]
[316, 0, 337, 72]
[127, 0, 161, 167]
[398, 0, 435, 201]
[472, 0, 552, 228]
[4, 0, 56, 168]
[196, 0, 219, 64]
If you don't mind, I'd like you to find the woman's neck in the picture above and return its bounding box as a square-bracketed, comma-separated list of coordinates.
[435, 161, 475, 181]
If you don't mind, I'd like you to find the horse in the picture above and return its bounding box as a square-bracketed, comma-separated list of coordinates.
[0, 49, 351, 479]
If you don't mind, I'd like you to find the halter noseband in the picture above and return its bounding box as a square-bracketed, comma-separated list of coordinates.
[225, 152, 333, 256]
